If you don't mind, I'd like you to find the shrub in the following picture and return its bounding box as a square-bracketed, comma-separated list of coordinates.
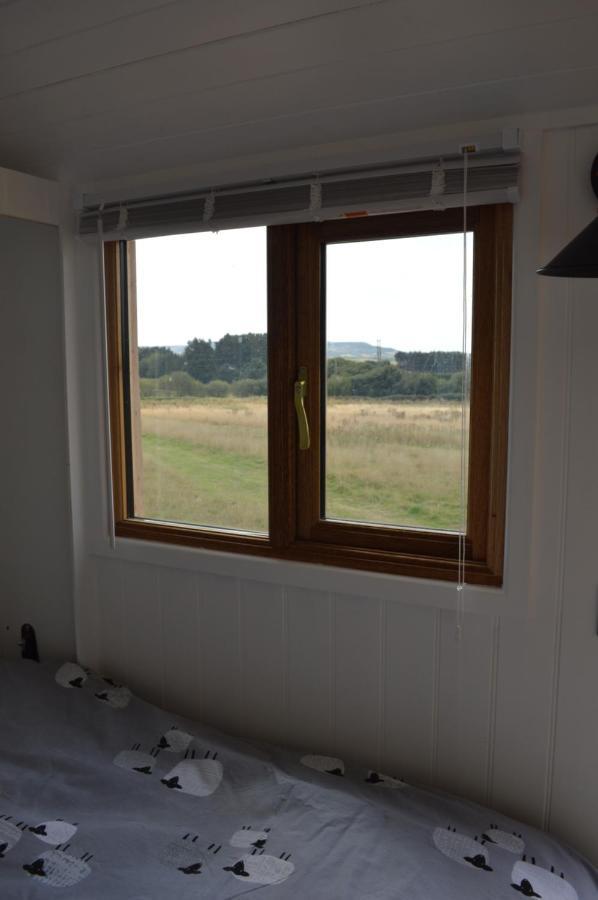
[205, 379, 230, 397]
[413, 374, 437, 397]
[327, 374, 353, 396]
[140, 377, 160, 399]
[231, 378, 267, 397]
[138, 347, 181, 378]
[157, 370, 201, 397]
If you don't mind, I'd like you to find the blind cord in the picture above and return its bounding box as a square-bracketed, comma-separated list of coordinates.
[456, 150, 469, 641]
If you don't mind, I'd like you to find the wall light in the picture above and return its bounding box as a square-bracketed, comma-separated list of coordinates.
[537, 153, 598, 277]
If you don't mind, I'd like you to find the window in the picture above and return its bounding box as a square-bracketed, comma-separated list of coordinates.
[322, 231, 472, 532]
[121, 228, 268, 534]
[106, 204, 512, 585]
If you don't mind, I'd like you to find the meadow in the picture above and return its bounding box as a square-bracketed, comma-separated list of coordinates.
[138, 397, 466, 534]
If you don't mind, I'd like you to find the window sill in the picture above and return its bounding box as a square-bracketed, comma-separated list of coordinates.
[114, 519, 501, 587]
[89, 527, 516, 621]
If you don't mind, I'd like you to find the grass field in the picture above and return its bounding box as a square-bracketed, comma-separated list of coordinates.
[138, 397, 467, 534]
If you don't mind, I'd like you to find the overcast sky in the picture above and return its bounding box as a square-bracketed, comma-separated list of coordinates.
[135, 226, 472, 352]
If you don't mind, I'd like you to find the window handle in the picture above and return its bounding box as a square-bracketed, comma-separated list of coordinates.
[294, 367, 310, 450]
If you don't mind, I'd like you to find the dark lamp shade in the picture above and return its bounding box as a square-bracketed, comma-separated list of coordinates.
[537, 214, 598, 277]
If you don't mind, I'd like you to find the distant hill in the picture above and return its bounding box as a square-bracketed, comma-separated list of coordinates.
[327, 341, 397, 360]
[167, 341, 397, 360]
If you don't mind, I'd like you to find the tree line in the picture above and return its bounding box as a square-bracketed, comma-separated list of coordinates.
[139, 336, 467, 399]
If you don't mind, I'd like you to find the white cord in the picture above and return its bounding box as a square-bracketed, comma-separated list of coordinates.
[456, 151, 469, 641]
[203, 192, 215, 224]
[117, 205, 128, 231]
[309, 178, 322, 220]
[430, 159, 446, 209]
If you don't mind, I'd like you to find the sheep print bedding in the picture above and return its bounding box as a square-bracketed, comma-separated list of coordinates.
[0, 658, 596, 899]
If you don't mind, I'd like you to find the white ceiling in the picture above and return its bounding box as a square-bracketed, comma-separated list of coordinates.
[0, 0, 597, 185]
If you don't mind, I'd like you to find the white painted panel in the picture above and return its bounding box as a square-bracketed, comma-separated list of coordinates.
[549, 123, 598, 866]
[491, 617, 557, 828]
[0, 3, 596, 164]
[6, 13, 596, 155]
[97, 558, 127, 683]
[198, 574, 241, 735]
[3, 0, 597, 104]
[491, 128, 571, 830]
[0, 215, 74, 663]
[122, 563, 163, 704]
[382, 603, 438, 784]
[0, 600, 17, 660]
[0, 0, 381, 95]
[75, 558, 101, 672]
[21, 65, 598, 183]
[160, 568, 201, 720]
[286, 587, 333, 754]
[334, 593, 381, 769]
[0, 0, 182, 53]
[239, 580, 286, 744]
[0, 167, 60, 224]
[436, 611, 497, 804]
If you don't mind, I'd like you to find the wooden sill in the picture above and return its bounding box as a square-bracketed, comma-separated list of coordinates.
[115, 519, 502, 587]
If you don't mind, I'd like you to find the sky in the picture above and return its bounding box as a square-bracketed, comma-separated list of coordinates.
[135, 225, 473, 352]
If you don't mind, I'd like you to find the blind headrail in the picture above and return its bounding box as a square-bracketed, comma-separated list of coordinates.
[79, 141, 520, 240]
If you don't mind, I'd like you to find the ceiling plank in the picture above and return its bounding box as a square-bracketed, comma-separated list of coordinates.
[0, 0, 385, 72]
[2, 0, 598, 182]
[0, 0, 181, 53]
[0, 0, 597, 138]
[0, 0, 596, 100]
[2, 13, 598, 148]
[4, 65, 597, 181]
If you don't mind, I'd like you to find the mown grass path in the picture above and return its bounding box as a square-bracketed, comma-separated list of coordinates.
[142, 433, 268, 532]
[139, 398, 465, 533]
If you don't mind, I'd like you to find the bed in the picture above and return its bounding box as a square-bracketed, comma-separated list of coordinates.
[1, 654, 596, 899]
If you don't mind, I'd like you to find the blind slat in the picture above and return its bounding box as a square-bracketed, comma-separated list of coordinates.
[79, 152, 519, 240]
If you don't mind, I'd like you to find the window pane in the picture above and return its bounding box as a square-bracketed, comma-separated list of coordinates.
[128, 227, 268, 534]
[324, 232, 472, 533]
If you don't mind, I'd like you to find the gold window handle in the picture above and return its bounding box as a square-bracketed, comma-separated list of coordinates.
[294, 367, 310, 450]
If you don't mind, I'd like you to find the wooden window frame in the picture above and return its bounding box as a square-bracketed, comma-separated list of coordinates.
[105, 203, 512, 586]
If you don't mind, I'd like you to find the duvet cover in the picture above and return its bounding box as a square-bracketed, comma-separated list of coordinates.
[0, 658, 596, 899]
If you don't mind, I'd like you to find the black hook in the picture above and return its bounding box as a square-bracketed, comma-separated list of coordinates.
[20, 624, 39, 662]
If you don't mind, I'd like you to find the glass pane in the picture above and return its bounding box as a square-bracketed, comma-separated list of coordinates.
[324, 232, 473, 533]
[128, 227, 268, 533]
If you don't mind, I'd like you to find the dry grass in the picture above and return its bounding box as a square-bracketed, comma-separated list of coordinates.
[139, 397, 468, 533]
[142, 398, 268, 456]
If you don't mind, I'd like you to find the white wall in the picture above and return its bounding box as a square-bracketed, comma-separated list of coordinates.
[0, 200, 75, 661]
[64, 115, 598, 865]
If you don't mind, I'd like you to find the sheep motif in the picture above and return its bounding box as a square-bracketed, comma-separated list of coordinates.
[0, 814, 79, 857]
[0, 816, 26, 857]
[55, 664, 131, 707]
[55, 662, 87, 690]
[23, 847, 93, 888]
[161, 749, 223, 797]
[481, 823, 525, 855]
[300, 754, 345, 776]
[162, 832, 222, 875]
[157, 727, 193, 753]
[29, 819, 78, 846]
[230, 825, 271, 850]
[223, 850, 294, 886]
[511, 858, 578, 900]
[114, 744, 160, 775]
[94, 681, 132, 709]
[433, 826, 493, 871]
[364, 771, 407, 788]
